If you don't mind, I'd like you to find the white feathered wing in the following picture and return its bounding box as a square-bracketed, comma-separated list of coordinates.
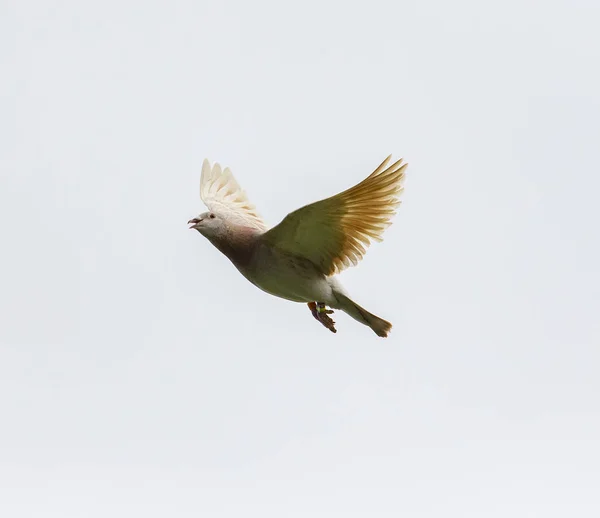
[200, 159, 267, 231]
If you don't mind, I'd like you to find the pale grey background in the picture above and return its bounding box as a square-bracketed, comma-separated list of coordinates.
[2, 0, 599, 516]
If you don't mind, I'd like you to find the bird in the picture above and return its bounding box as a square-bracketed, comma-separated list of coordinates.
[188, 155, 407, 337]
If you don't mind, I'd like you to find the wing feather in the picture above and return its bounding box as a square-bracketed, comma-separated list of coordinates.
[199, 159, 267, 231]
[261, 155, 407, 275]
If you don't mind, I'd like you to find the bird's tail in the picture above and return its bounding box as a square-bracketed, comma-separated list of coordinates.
[333, 293, 392, 337]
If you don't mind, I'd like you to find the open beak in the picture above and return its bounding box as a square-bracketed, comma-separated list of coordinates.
[188, 217, 201, 229]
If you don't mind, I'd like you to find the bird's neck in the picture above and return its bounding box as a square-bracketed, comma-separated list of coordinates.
[208, 225, 260, 267]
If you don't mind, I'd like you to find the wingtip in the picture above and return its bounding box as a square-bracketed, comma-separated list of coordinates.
[371, 155, 393, 177]
[200, 159, 212, 199]
[201, 158, 212, 176]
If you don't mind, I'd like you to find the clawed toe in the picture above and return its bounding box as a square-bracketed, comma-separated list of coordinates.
[307, 302, 337, 333]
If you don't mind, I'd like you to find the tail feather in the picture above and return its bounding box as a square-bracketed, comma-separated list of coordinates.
[333, 293, 392, 337]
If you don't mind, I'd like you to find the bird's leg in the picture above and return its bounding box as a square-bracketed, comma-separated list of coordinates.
[307, 302, 337, 333]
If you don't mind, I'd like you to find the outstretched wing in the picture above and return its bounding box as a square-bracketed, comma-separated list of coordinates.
[261, 155, 407, 276]
[200, 159, 267, 231]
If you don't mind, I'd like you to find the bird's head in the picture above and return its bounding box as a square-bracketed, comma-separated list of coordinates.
[187, 211, 226, 239]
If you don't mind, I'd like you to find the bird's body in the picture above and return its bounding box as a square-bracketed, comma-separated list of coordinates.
[189, 155, 407, 337]
[243, 241, 335, 304]
[205, 223, 341, 303]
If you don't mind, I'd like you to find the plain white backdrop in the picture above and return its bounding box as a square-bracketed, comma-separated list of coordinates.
[2, 1, 599, 516]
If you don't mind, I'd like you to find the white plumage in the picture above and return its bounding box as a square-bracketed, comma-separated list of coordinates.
[199, 159, 267, 231]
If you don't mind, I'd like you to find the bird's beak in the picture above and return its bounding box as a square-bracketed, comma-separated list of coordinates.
[188, 217, 201, 229]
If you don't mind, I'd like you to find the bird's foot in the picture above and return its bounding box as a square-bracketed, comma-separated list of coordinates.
[307, 302, 337, 333]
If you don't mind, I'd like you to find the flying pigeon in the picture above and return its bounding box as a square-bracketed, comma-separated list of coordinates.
[188, 155, 407, 337]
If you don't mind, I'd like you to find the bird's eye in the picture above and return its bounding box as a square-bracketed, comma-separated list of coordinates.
[209, 213, 215, 219]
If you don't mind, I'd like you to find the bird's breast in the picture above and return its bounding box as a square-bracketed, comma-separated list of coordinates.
[236, 244, 332, 303]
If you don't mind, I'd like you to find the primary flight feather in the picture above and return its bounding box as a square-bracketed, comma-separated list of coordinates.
[188, 155, 407, 337]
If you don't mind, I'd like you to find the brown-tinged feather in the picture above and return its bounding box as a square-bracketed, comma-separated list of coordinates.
[261, 156, 407, 275]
